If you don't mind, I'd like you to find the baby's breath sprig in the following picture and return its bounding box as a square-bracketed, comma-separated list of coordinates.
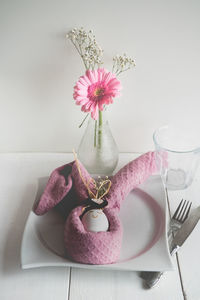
[112, 54, 135, 76]
[66, 27, 104, 70]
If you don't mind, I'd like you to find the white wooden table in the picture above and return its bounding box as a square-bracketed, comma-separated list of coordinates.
[0, 153, 199, 300]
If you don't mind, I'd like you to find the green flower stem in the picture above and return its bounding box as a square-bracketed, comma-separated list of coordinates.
[79, 113, 89, 128]
[94, 120, 97, 147]
[98, 110, 103, 148]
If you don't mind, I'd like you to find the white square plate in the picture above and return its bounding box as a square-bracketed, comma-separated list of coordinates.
[21, 175, 173, 272]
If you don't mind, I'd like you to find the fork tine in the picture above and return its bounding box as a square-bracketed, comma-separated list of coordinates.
[173, 199, 183, 219]
[179, 200, 189, 222]
[182, 202, 192, 222]
[177, 200, 187, 221]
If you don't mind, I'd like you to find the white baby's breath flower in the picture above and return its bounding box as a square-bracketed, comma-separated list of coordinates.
[67, 27, 104, 70]
[112, 53, 135, 76]
[67, 27, 135, 76]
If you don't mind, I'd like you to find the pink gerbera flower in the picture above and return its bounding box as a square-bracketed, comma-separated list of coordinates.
[73, 68, 122, 120]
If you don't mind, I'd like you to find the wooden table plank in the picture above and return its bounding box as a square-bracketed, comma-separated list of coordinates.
[69, 267, 183, 300]
[167, 173, 200, 300]
[0, 153, 71, 300]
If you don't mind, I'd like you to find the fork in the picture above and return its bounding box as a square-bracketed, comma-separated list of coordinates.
[168, 199, 192, 240]
[140, 199, 192, 287]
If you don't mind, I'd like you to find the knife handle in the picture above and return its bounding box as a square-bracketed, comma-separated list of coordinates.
[140, 245, 179, 288]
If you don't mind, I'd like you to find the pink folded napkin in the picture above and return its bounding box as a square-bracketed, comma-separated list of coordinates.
[34, 151, 157, 264]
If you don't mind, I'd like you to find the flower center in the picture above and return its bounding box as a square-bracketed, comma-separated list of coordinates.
[88, 83, 106, 102]
[94, 88, 104, 97]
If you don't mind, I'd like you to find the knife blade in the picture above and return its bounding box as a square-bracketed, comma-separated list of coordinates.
[142, 205, 200, 289]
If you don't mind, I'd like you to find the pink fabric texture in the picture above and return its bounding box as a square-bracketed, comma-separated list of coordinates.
[64, 207, 123, 264]
[106, 151, 157, 211]
[34, 161, 92, 215]
[33, 151, 157, 265]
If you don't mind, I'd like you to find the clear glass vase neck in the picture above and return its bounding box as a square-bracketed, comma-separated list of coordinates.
[77, 109, 118, 175]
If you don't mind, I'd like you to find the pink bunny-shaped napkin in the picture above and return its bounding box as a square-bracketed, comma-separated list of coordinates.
[34, 151, 157, 265]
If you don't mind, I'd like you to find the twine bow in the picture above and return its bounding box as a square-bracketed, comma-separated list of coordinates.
[73, 150, 112, 217]
[73, 150, 112, 200]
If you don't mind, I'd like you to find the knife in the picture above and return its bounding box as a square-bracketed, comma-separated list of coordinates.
[142, 205, 200, 289]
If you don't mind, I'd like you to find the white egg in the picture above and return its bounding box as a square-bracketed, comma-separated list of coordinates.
[82, 209, 109, 232]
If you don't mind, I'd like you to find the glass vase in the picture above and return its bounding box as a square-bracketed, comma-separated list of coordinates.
[77, 111, 119, 175]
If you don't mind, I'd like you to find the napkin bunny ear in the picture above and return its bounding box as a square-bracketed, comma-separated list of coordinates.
[105, 151, 157, 211]
[33, 160, 93, 216]
[34, 163, 74, 215]
[34, 152, 157, 216]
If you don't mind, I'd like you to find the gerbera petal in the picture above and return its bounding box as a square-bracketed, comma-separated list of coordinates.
[107, 78, 121, 88]
[98, 101, 104, 110]
[76, 82, 88, 91]
[86, 70, 97, 83]
[103, 72, 114, 85]
[76, 98, 89, 105]
[93, 69, 98, 81]
[81, 105, 90, 112]
[85, 100, 94, 110]
[82, 74, 92, 85]
[88, 102, 95, 114]
[76, 78, 87, 88]
[73, 93, 87, 101]
[76, 89, 88, 97]
[75, 95, 88, 101]
[91, 104, 99, 120]
[101, 96, 112, 105]
[97, 68, 104, 82]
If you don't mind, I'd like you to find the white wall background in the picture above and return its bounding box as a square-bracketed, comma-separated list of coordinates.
[0, 0, 200, 153]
